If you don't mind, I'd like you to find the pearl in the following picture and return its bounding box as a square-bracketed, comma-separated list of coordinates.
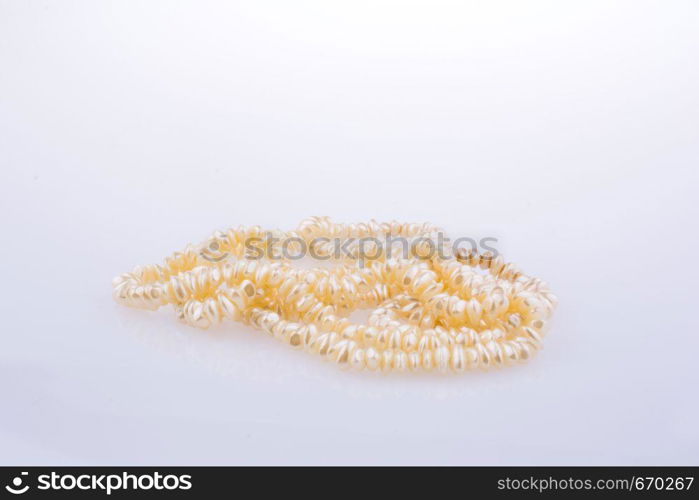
[381, 350, 394, 373]
[113, 217, 556, 373]
[350, 348, 366, 371]
[365, 347, 380, 371]
[408, 352, 421, 371]
[451, 346, 465, 373]
[288, 329, 303, 349]
[394, 351, 408, 372]
[436, 346, 450, 373]
[421, 350, 435, 371]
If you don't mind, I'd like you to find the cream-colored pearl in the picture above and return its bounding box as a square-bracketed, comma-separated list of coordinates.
[420, 349, 433, 370]
[113, 217, 556, 374]
[365, 347, 380, 371]
[350, 348, 366, 371]
[333, 340, 354, 369]
[451, 346, 465, 373]
[381, 350, 394, 373]
[465, 347, 479, 368]
[435, 346, 450, 373]
[218, 293, 241, 321]
[477, 343, 491, 369]
[288, 327, 304, 349]
[393, 351, 408, 372]
[408, 352, 421, 371]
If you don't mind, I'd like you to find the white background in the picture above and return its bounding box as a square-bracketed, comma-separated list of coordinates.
[1, 0, 698, 465]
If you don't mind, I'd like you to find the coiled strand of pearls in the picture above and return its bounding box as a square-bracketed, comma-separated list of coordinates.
[113, 217, 556, 373]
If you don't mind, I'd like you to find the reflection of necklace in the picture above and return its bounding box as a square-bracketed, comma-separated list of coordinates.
[113, 217, 556, 373]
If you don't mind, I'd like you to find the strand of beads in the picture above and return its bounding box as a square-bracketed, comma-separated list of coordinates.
[112, 217, 556, 372]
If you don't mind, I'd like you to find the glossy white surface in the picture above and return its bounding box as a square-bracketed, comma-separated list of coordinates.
[1, 0, 697, 465]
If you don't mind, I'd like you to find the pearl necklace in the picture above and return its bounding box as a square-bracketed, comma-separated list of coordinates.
[113, 217, 556, 373]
